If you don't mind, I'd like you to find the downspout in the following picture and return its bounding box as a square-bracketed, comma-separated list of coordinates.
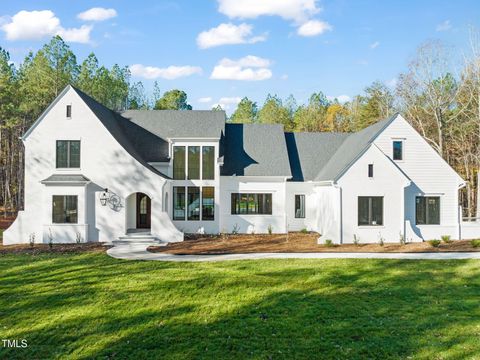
[458, 182, 466, 240]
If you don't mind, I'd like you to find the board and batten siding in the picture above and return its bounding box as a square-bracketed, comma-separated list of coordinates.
[373, 115, 464, 240]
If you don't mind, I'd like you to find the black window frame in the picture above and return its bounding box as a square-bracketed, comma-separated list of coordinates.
[173, 186, 186, 220]
[66, 104, 72, 118]
[52, 195, 78, 224]
[231, 193, 272, 215]
[358, 196, 383, 226]
[393, 140, 403, 161]
[56, 140, 81, 168]
[187, 146, 200, 180]
[202, 146, 215, 180]
[202, 187, 215, 221]
[187, 187, 200, 221]
[295, 194, 305, 218]
[173, 146, 186, 180]
[416, 196, 440, 225]
[368, 164, 374, 178]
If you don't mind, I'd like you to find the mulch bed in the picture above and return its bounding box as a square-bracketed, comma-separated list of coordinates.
[0, 242, 110, 255]
[149, 232, 480, 254]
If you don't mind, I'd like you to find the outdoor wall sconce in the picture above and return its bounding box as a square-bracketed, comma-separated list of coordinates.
[100, 188, 109, 206]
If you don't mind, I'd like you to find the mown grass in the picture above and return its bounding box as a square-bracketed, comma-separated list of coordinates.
[0, 252, 479, 359]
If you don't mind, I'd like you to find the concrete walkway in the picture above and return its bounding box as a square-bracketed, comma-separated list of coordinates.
[107, 242, 480, 262]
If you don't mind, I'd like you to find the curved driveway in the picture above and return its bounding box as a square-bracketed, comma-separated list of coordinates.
[107, 242, 480, 262]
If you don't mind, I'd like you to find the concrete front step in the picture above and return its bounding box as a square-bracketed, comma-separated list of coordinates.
[118, 235, 156, 241]
[112, 238, 168, 247]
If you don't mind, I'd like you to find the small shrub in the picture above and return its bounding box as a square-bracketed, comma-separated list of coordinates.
[232, 223, 240, 235]
[48, 228, 54, 249]
[441, 235, 452, 244]
[378, 232, 384, 247]
[300, 228, 308, 234]
[267, 224, 273, 235]
[428, 239, 441, 248]
[75, 232, 82, 244]
[29, 232, 36, 248]
[399, 232, 405, 246]
[353, 234, 360, 246]
[220, 229, 228, 240]
[324, 239, 334, 247]
[471, 239, 480, 248]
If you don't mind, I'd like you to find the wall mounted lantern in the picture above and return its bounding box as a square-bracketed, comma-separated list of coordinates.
[100, 188, 109, 206]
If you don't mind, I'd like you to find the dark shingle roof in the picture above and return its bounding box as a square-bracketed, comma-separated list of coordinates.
[315, 115, 397, 181]
[221, 123, 292, 177]
[41, 174, 90, 184]
[120, 110, 226, 140]
[68, 85, 397, 182]
[285, 132, 350, 181]
[72, 86, 169, 177]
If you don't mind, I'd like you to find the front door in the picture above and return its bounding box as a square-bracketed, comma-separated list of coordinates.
[136, 193, 151, 229]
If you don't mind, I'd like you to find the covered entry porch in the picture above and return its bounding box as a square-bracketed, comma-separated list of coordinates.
[125, 192, 151, 234]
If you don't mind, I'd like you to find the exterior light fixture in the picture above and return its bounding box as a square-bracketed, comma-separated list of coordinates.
[100, 188, 109, 206]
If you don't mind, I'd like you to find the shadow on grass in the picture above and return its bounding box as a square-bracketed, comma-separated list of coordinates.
[0, 254, 479, 359]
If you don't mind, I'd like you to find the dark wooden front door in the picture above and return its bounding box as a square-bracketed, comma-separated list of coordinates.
[136, 193, 151, 229]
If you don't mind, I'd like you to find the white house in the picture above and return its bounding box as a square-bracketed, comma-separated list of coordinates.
[4, 85, 476, 245]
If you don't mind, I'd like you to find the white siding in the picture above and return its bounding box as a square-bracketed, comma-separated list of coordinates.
[374, 115, 463, 240]
[4, 88, 182, 244]
[220, 177, 287, 234]
[337, 145, 409, 244]
[285, 182, 316, 231]
[315, 185, 341, 243]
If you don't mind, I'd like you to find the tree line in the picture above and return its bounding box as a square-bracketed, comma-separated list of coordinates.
[0, 34, 479, 218]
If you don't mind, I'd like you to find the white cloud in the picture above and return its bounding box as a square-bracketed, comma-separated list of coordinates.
[436, 20, 451, 32]
[280, 74, 288, 80]
[327, 95, 351, 103]
[78, 8, 117, 22]
[218, 0, 320, 23]
[198, 97, 213, 103]
[212, 97, 242, 110]
[370, 41, 380, 49]
[210, 55, 272, 81]
[1, 10, 92, 43]
[197, 23, 266, 49]
[297, 19, 331, 36]
[130, 64, 202, 80]
[59, 25, 93, 43]
[217, 0, 330, 37]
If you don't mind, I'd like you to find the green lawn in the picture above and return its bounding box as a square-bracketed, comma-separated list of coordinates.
[1, 252, 479, 359]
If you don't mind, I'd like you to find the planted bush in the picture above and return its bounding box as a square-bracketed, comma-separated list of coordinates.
[324, 239, 334, 247]
[471, 239, 480, 248]
[231, 223, 240, 235]
[441, 235, 452, 244]
[300, 228, 308, 234]
[428, 239, 441, 248]
[353, 234, 360, 246]
[268, 224, 273, 235]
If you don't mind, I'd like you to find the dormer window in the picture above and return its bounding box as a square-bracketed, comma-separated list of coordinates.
[393, 140, 403, 160]
[66, 105, 72, 118]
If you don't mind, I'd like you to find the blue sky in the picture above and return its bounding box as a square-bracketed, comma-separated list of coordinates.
[1, 0, 479, 112]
